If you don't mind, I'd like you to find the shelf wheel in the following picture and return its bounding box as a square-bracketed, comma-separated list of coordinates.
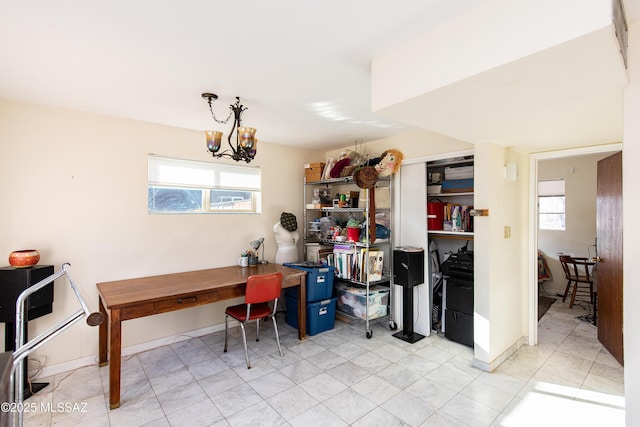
[366, 330, 373, 339]
[389, 320, 397, 331]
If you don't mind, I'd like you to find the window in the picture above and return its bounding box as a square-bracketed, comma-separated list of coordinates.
[148, 155, 261, 213]
[538, 179, 565, 230]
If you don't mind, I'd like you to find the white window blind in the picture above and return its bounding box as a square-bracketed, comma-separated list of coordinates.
[538, 179, 565, 230]
[538, 179, 565, 196]
[148, 155, 261, 191]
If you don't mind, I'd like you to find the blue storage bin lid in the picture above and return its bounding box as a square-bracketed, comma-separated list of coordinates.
[283, 262, 334, 273]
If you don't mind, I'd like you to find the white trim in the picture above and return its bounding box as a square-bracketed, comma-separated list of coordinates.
[472, 336, 528, 372]
[403, 149, 474, 165]
[528, 142, 622, 346]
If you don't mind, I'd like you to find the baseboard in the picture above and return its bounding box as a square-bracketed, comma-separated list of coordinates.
[33, 321, 235, 379]
[471, 336, 528, 372]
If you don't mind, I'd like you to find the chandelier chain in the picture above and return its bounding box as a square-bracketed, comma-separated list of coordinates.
[207, 99, 233, 124]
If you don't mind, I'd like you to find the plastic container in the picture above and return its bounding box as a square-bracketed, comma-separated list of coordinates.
[283, 264, 335, 301]
[427, 200, 444, 230]
[285, 295, 337, 336]
[347, 227, 360, 242]
[334, 282, 389, 320]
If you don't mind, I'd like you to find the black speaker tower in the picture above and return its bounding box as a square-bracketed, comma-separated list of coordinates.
[392, 247, 426, 343]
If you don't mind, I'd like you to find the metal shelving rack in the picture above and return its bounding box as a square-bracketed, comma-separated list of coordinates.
[303, 175, 396, 338]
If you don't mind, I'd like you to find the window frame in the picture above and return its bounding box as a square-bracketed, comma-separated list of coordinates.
[538, 179, 565, 231]
[147, 154, 261, 214]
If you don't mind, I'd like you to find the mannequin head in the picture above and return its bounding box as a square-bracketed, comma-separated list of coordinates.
[280, 212, 297, 232]
[374, 149, 404, 177]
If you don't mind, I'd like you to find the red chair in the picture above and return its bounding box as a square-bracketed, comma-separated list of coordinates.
[224, 272, 284, 368]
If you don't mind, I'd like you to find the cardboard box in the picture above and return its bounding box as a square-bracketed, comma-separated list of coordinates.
[305, 163, 325, 182]
[358, 188, 390, 209]
[305, 244, 334, 263]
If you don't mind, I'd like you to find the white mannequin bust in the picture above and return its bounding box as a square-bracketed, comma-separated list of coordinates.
[273, 221, 300, 264]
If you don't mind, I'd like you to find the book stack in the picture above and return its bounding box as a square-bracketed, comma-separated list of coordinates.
[328, 245, 384, 283]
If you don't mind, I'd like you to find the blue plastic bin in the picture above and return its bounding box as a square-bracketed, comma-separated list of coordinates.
[285, 294, 337, 336]
[283, 264, 335, 302]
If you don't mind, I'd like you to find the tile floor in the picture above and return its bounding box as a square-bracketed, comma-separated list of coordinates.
[22, 297, 624, 426]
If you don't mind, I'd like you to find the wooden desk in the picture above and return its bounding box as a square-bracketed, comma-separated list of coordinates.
[97, 263, 306, 409]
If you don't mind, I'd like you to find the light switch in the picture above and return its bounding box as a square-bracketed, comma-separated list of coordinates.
[504, 226, 511, 239]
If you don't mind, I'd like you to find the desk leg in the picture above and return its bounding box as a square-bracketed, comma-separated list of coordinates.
[297, 276, 307, 341]
[98, 297, 108, 366]
[108, 308, 122, 409]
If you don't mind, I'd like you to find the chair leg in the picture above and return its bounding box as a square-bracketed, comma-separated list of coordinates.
[271, 315, 284, 357]
[256, 318, 260, 342]
[223, 314, 229, 353]
[562, 280, 571, 302]
[239, 322, 251, 369]
[569, 281, 578, 309]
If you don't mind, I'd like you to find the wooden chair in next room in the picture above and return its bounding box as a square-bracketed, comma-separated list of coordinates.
[559, 254, 594, 309]
[224, 272, 284, 369]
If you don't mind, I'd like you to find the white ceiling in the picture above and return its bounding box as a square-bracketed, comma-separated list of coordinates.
[1, 1, 638, 152]
[376, 26, 630, 152]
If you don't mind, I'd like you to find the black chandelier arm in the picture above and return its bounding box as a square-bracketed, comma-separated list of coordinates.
[211, 150, 254, 163]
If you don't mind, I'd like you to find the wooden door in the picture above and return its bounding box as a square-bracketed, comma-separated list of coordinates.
[596, 151, 623, 365]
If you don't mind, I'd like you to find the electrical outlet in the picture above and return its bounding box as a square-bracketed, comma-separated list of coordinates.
[504, 226, 511, 239]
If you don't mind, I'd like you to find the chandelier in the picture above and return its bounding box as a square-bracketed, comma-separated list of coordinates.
[201, 93, 257, 163]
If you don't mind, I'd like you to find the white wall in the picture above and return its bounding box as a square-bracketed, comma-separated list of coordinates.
[537, 153, 612, 296]
[623, 20, 640, 427]
[0, 98, 324, 369]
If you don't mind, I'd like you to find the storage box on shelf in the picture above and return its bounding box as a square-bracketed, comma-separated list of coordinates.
[305, 244, 334, 264]
[335, 281, 389, 321]
[304, 162, 325, 182]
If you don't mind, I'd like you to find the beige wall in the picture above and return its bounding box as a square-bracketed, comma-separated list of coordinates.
[473, 143, 528, 366]
[0, 98, 324, 369]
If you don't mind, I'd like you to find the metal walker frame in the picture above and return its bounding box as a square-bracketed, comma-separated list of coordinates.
[8, 263, 103, 427]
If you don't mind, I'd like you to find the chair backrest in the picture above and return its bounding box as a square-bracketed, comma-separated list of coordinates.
[245, 272, 282, 305]
[559, 255, 573, 280]
[559, 255, 592, 281]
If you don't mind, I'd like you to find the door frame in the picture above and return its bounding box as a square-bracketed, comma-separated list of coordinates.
[527, 143, 622, 346]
